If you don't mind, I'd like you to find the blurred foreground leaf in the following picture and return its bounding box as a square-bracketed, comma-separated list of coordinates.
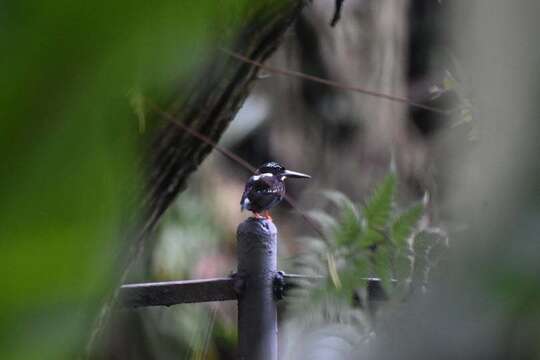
[0, 1, 250, 359]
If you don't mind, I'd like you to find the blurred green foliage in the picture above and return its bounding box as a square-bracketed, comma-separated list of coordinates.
[153, 193, 223, 280]
[0, 1, 255, 359]
[143, 191, 236, 359]
[287, 174, 443, 329]
[281, 174, 450, 359]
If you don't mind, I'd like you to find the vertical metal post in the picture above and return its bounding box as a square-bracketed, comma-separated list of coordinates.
[237, 218, 278, 360]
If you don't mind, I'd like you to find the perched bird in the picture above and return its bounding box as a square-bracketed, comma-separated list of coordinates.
[240, 161, 311, 220]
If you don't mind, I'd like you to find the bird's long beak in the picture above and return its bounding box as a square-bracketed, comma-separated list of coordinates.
[282, 169, 311, 179]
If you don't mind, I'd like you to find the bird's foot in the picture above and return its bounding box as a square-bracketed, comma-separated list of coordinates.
[251, 211, 273, 221]
[263, 210, 273, 221]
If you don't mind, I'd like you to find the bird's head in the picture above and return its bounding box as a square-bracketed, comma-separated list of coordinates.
[256, 161, 311, 180]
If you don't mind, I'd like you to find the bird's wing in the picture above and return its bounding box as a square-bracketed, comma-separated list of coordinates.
[240, 174, 273, 211]
[240, 180, 253, 211]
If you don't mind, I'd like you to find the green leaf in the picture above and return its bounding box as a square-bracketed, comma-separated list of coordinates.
[373, 246, 393, 294]
[337, 266, 368, 302]
[334, 205, 363, 247]
[390, 203, 423, 247]
[360, 228, 384, 248]
[352, 253, 370, 280]
[364, 174, 396, 231]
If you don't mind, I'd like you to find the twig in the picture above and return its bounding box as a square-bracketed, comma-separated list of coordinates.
[221, 48, 450, 115]
[330, 0, 345, 27]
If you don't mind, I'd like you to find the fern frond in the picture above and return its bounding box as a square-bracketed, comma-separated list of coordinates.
[372, 246, 393, 294]
[334, 205, 363, 247]
[359, 228, 385, 248]
[288, 172, 443, 336]
[363, 174, 396, 231]
[390, 203, 423, 247]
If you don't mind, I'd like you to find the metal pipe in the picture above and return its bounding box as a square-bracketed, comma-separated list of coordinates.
[118, 278, 236, 307]
[236, 218, 278, 360]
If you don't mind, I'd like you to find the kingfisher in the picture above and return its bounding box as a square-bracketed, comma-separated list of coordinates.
[240, 162, 311, 220]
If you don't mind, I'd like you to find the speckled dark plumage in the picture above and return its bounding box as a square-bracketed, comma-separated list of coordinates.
[240, 162, 310, 218]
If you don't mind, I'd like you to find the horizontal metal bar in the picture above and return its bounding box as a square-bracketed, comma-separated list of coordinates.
[283, 273, 390, 283]
[119, 277, 236, 308]
[282, 273, 388, 302]
[282, 273, 324, 280]
[118, 274, 390, 308]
